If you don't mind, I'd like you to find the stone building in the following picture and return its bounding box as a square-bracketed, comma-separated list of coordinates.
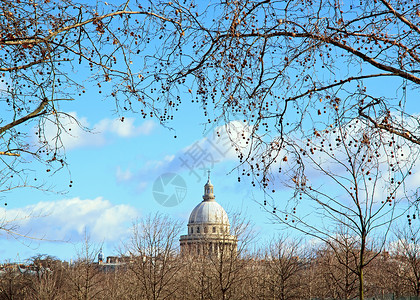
[179, 173, 237, 256]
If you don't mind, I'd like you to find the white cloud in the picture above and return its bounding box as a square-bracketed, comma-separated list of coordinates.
[116, 166, 133, 182]
[159, 120, 252, 170]
[96, 118, 156, 137]
[69, 114, 104, 148]
[42, 112, 156, 150]
[0, 197, 138, 242]
[117, 120, 252, 188]
[208, 120, 253, 160]
[143, 154, 176, 172]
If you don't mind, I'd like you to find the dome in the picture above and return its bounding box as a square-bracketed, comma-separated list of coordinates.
[187, 171, 229, 225]
[180, 172, 237, 256]
[188, 200, 229, 225]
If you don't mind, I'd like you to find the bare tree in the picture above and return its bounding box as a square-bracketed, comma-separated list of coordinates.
[366, 248, 403, 299]
[262, 235, 307, 300]
[0, 262, 32, 300]
[314, 232, 361, 300]
[263, 115, 417, 300]
[119, 0, 420, 188]
[27, 254, 66, 300]
[99, 269, 135, 300]
[124, 213, 183, 300]
[64, 232, 104, 300]
[391, 222, 420, 297]
[0, 0, 183, 206]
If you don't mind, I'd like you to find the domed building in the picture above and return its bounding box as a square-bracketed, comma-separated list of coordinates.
[180, 173, 237, 256]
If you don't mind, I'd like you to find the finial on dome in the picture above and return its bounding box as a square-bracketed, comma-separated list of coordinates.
[203, 170, 215, 201]
[206, 170, 212, 185]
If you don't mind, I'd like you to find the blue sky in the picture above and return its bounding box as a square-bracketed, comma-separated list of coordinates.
[0, 84, 289, 262]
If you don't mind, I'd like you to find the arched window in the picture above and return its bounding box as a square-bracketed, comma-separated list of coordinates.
[197, 226, 200, 233]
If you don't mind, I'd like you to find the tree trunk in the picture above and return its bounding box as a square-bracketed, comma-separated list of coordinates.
[359, 233, 366, 300]
[359, 267, 364, 300]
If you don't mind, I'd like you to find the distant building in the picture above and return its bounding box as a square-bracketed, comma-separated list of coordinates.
[179, 172, 237, 256]
[94, 254, 127, 272]
[98, 248, 104, 263]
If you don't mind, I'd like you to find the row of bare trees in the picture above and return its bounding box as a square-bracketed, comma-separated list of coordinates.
[1, 214, 420, 300]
